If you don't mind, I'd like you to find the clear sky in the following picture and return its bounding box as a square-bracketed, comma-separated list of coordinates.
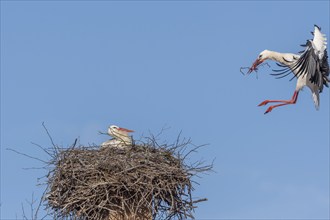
[1, 1, 329, 219]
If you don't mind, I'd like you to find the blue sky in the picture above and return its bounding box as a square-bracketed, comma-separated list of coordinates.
[1, 1, 329, 219]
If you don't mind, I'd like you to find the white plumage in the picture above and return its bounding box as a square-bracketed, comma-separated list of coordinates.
[101, 125, 134, 149]
[248, 25, 329, 114]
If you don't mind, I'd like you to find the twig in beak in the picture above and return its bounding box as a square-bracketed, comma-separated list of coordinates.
[98, 131, 108, 135]
[240, 67, 251, 75]
[240, 62, 270, 76]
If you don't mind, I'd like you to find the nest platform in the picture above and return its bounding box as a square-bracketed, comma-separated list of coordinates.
[45, 138, 211, 220]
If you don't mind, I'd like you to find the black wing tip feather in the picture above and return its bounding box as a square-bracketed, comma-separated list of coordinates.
[271, 63, 295, 80]
[283, 57, 293, 63]
[314, 24, 321, 31]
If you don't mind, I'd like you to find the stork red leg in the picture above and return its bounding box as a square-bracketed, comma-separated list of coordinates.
[258, 91, 299, 106]
[261, 91, 299, 114]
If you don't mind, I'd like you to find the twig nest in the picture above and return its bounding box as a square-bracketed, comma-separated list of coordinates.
[46, 139, 211, 220]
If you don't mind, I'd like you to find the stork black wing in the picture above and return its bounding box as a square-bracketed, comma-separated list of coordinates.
[293, 41, 319, 82]
[320, 49, 330, 90]
[272, 40, 329, 92]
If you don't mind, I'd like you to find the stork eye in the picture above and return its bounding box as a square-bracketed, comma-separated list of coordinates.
[258, 55, 262, 59]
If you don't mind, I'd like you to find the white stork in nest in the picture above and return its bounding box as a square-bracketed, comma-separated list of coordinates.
[248, 25, 329, 114]
[101, 125, 134, 149]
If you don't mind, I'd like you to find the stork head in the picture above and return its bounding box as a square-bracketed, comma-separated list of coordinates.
[248, 50, 270, 74]
[108, 125, 134, 139]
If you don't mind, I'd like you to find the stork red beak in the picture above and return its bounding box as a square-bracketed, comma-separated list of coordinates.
[247, 58, 264, 74]
[118, 127, 134, 133]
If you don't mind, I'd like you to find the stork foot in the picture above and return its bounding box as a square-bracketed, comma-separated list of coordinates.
[264, 106, 274, 114]
[258, 100, 269, 106]
[257, 91, 299, 114]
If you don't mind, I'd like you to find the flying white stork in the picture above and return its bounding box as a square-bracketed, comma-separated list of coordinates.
[101, 125, 134, 149]
[248, 25, 329, 114]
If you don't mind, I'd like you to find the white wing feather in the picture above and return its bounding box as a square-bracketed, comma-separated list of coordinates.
[313, 26, 327, 59]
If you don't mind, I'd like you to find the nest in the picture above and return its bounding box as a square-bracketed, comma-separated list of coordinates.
[45, 135, 212, 220]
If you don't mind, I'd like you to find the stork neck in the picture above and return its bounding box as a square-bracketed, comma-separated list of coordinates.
[266, 50, 293, 65]
[114, 134, 132, 145]
[267, 51, 284, 62]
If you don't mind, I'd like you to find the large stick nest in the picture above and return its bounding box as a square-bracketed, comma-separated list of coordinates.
[44, 133, 212, 220]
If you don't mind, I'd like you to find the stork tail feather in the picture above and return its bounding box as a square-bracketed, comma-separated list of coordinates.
[312, 92, 320, 110]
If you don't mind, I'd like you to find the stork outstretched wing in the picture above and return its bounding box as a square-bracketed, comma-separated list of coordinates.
[272, 25, 329, 92]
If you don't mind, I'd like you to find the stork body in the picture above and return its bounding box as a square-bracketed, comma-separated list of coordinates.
[248, 25, 329, 114]
[101, 125, 134, 149]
